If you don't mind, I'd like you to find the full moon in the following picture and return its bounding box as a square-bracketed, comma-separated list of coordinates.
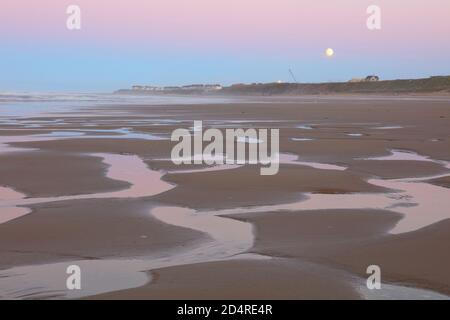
[325, 48, 334, 57]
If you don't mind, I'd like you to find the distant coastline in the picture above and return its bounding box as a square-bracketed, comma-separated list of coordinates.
[115, 76, 450, 96]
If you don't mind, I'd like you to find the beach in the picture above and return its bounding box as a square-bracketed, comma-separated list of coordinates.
[0, 94, 449, 299]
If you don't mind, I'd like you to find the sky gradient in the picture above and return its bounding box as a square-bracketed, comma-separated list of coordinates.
[1, 0, 449, 92]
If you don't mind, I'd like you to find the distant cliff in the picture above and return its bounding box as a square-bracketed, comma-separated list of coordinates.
[115, 76, 450, 96]
[220, 76, 450, 96]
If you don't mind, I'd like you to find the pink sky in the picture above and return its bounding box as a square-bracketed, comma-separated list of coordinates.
[2, 0, 450, 54]
[1, 1, 449, 91]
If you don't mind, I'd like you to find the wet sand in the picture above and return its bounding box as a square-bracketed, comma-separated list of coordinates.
[92, 258, 361, 300]
[0, 151, 130, 198]
[0, 199, 205, 270]
[427, 176, 450, 188]
[154, 164, 386, 210]
[0, 95, 449, 299]
[232, 210, 450, 295]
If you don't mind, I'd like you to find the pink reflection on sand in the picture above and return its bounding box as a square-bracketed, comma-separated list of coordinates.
[151, 207, 254, 256]
[279, 153, 347, 171]
[95, 153, 173, 198]
[0, 207, 30, 225]
[0, 129, 164, 154]
[0, 186, 25, 201]
[195, 150, 450, 234]
[362, 149, 450, 168]
[0, 187, 30, 224]
[369, 178, 450, 234]
[0, 154, 174, 224]
[195, 177, 449, 235]
[0, 205, 262, 300]
[169, 164, 241, 174]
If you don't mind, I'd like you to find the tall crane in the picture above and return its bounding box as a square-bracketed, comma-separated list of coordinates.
[289, 69, 298, 84]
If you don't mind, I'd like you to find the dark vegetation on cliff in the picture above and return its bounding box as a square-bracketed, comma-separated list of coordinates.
[116, 76, 450, 96]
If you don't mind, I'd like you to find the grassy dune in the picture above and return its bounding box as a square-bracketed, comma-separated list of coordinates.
[221, 76, 450, 96]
